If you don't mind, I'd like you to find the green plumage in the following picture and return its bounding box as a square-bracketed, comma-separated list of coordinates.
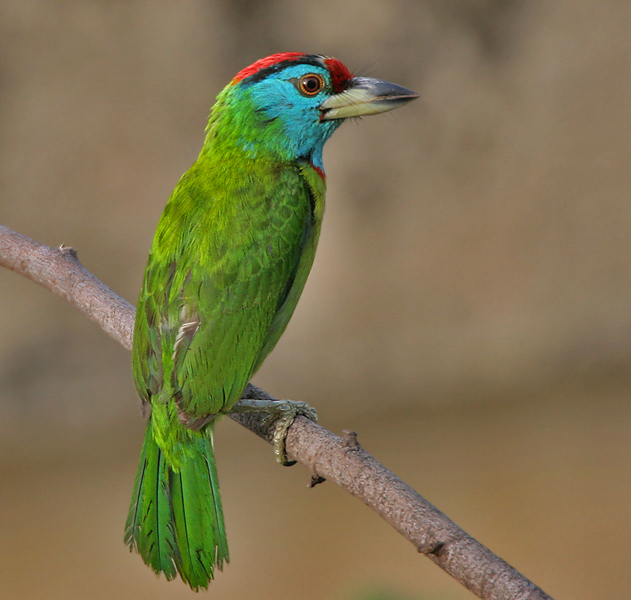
[125, 422, 228, 587]
[126, 66, 325, 590]
[125, 53, 417, 590]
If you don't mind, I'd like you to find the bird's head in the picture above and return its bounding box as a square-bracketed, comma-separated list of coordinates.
[205, 53, 418, 171]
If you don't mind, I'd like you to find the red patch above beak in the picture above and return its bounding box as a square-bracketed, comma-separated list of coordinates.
[324, 58, 353, 93]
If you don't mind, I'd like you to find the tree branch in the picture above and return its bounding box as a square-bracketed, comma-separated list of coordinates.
[0, 223, 553, 600]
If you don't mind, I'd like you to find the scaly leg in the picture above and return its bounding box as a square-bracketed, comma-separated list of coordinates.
[228, 399, 317, 466]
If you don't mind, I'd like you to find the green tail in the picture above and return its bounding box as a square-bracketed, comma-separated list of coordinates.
[125, 418, 229, 590]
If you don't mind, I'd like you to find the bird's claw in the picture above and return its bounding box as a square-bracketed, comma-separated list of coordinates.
[262, 401, 317, 466]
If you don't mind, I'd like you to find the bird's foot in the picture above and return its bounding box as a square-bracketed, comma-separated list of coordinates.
[228, 399, 317, 466]
[263, 400, 317, 466]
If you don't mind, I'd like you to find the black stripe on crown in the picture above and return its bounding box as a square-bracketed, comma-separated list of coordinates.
[240, 55, 327, 86]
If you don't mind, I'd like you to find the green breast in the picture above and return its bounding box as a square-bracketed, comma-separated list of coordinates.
[132, 154, 326, 419]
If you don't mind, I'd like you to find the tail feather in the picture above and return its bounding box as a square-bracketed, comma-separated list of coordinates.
[125, 418, 229, 590]
[204, 451, 229, 563]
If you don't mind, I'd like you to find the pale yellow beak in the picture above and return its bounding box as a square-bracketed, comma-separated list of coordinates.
[319, 76, 418, 120]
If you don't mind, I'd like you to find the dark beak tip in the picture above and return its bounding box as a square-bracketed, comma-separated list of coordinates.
[319, 76, 419, 119]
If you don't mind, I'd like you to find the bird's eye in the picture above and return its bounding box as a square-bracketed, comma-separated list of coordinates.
[299, 74, 325, 96]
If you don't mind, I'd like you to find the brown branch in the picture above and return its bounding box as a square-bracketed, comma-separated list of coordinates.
[0, 223, 553, 600]
[0, 224, 135, 351]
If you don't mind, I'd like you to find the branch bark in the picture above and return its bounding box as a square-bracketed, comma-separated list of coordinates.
[0, 223, 553, 600]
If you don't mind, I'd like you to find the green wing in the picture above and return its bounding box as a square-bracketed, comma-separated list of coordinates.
[132, 157, 323, 420]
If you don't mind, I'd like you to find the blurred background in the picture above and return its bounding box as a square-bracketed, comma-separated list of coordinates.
[1, 1, 630, 598]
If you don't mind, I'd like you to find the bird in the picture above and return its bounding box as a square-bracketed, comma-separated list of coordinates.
[125, 52, 418, 590]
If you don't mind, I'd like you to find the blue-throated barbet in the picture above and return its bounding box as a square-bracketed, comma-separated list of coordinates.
[126, 52, 418, 590]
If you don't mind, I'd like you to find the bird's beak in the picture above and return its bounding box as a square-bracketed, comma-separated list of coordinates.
[319, 76, 418, 120]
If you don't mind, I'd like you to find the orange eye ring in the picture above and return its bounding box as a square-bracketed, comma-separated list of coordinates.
[299, 73, 325, 96]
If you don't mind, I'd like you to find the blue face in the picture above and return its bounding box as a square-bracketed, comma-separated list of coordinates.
[239, 63, 344, 170]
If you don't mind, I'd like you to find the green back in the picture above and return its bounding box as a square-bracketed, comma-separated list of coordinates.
[132, 150, 325, 424]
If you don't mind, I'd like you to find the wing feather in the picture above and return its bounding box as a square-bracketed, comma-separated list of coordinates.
[133, 159, 324, 420]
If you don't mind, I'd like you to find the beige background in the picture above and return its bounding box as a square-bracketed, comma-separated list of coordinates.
[1, 1, 630, 599]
